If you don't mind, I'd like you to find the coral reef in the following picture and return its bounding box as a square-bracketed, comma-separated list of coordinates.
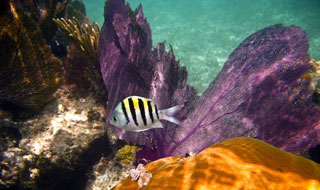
[2, 0, 320, 189]
[0, 88, 110, 189]
[99, 0, 320, 163]
[1, 1, 112, 189]
[113, 137, 320, 190]
[0, 0, 63, 110]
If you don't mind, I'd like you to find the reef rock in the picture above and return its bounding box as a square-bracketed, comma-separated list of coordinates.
[0, 89, 111, 189]
[64, 43, 91, 97]
[99, 0, 197, 147]
[99, 0, 319, 163]
[0, 0, 63, 110]
[60, 19, 106, 101]
[86, 152, 136, 190]
[114, 137, 320, 190]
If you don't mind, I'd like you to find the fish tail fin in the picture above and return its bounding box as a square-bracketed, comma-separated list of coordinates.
[161, 105, 183, 125]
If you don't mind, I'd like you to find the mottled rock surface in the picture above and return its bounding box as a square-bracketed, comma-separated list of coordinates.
[114, 137, 320, 190]
[86, 155, 135, 190]
[0, 118, 22, 152]
[64, 42, 97, 98]
[1, 89, 111, 189]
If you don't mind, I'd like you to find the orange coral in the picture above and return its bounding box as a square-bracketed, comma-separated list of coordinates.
[113, 137, 320, 190]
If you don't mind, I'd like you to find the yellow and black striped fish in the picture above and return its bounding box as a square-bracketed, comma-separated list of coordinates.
[109, 96, 183, 132]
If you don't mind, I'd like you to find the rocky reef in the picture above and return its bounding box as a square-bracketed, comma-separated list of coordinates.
[99, 0, 320, 164]
[0, 88, 110, 189]
[0, 1, 112, 189]
[113, 137, 320, 190]
[87, 145, 140, 190]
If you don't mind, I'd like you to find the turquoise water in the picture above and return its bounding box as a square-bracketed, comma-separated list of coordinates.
[83, 0, 320, 94]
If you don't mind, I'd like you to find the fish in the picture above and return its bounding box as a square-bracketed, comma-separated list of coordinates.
[109, 96, 183, 132]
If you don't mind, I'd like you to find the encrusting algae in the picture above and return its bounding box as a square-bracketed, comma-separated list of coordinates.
[116, 145, 140, 164]
[113, 137, 320, 190]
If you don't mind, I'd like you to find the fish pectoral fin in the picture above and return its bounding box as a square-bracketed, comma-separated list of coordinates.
[151, 121, 163, 129]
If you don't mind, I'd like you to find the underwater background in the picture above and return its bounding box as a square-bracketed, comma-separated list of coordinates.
[84, 0, 320, 93]
[2, 0, 320, 189]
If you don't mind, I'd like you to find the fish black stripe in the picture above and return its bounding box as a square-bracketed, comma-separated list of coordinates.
[121, 101, 130, 123]
[128, 98, 138, 126]
[147, 101, 154, 123]
[138, 98, 147, 126]
[155, 104, 160, 120]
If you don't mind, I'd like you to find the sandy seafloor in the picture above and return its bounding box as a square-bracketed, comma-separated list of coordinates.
[83, 0, 320, 94]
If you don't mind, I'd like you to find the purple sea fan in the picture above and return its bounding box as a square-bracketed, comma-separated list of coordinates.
[99, 0, 152, 111]
[99, 0, 320, 163]
[167, 24, 320, 156]
[137, 24, 320, 161]
[99, 0, 197, 148]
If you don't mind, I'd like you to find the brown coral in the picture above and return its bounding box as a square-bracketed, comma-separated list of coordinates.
[53, 10, 106, 101]
[12, 0, 68, 43]
[113, 137, 320, 190]
[0, 0, 63, 110]
[52, 16, 100, 61]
